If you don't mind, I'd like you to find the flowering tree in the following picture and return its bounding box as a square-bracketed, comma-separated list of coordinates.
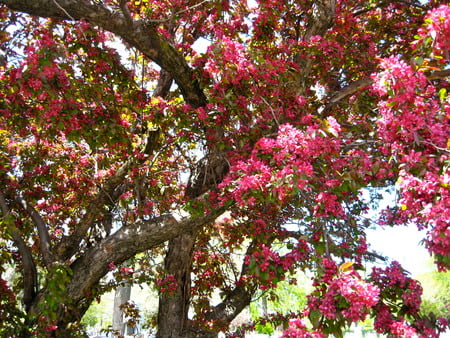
[0, 0, 449, 336]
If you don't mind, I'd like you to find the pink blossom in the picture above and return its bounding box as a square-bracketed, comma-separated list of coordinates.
[27, 77, 42, 91]
[281, 319, 326, 338]
[326, 116, 341, 136]
[389, 320, 418, 337]
[308, 259, 379, 323]
[418, 5, 450, 58]
[45, 325, 58, 332]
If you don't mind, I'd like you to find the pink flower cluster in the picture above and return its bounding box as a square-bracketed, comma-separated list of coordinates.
[372, 54, 449, 269]
[222, 123, 341, 211]
[281, 319, 325, 338]
[417, 5, 450, 59]
[156, 275, 178, 295]
[308, 259, 379, 323]
[372, 56, 443, 146]
[370, 262, 425, 334]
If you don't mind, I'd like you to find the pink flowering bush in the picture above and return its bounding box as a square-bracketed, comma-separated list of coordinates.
[0, 1, 449, 337]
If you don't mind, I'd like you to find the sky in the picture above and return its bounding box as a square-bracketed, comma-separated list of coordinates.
[367, 225, 432, 277]
[362, 188, 434, 277]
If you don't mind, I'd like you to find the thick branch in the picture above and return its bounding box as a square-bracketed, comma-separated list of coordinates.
[295, 0, 336, 94]
[153, 69, 173, 99]
[157, 231, 197, 337]
[0, 0, 207, 108]
[15, 196, 54, 267]
[118, 0, 133, 27]
[0, 193, 37, 311]
[67, 206, 226, 301]
[304, 0, 336, 40]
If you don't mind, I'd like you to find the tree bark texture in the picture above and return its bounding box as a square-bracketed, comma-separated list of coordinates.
[157, 231, 197, 338]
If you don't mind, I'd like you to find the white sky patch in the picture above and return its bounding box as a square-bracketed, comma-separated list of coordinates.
[361, 187, 433, 276]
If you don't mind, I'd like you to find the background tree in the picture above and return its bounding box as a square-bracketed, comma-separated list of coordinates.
[418, 262, 450, 322]
[0, 0, 449, 337]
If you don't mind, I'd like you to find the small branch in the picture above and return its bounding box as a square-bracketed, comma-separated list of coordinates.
[325, 68, 450, 111]
[354, 0, 428, 16]
[0, 192, 10, 217]
[328, 77, 374, 105]
[259, 96, 280, 127]
[202, 240, 259, 325]
[55, 157, 137, 260]
[146, 0, 211, 23]
[426, 69, 450, 81]
[421, 140, 450, 154]
[52, 0, 75, 20]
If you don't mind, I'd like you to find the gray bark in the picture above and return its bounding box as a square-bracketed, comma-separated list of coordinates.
[65, 208, 225, 303]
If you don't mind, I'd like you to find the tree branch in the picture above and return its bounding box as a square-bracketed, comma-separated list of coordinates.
[200, 240, 259, 327]
[15, 196, 55, 267]
[56, 70, 175, 261]
[118, 0, 133, 27]
[325, 68, 450, 111]
[55, 157, 137, 260]
[353, 0, 428, 17]
[153, 68, 173, 99]
[304, 0, 336, 40]
[426, 68, 450, 81]
[67, 205, 227, 301]
[0, 193, 38, 311]
[294, 0, 336, 95]
[0, 0, 207, 108]
[328, 77, 374, 105]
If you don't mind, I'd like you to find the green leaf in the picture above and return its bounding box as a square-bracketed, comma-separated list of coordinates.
[439, 88, 447, 101]
[308, 309, 322, 328]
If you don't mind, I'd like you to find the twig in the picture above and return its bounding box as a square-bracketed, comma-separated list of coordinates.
[259, 96, 280, 127]
[52, 0, 76, 21]
[52, 0, 88, 40]
[147, 0, 211, 23]
[324, 68, 450, 112]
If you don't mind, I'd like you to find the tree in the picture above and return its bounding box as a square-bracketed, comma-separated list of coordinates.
[418, 263, 450, 321]
[0, 0, 449, 336]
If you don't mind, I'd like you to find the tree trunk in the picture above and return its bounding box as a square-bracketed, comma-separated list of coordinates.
[157, 231, 196, 338]
[112, 283, 132, 337]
